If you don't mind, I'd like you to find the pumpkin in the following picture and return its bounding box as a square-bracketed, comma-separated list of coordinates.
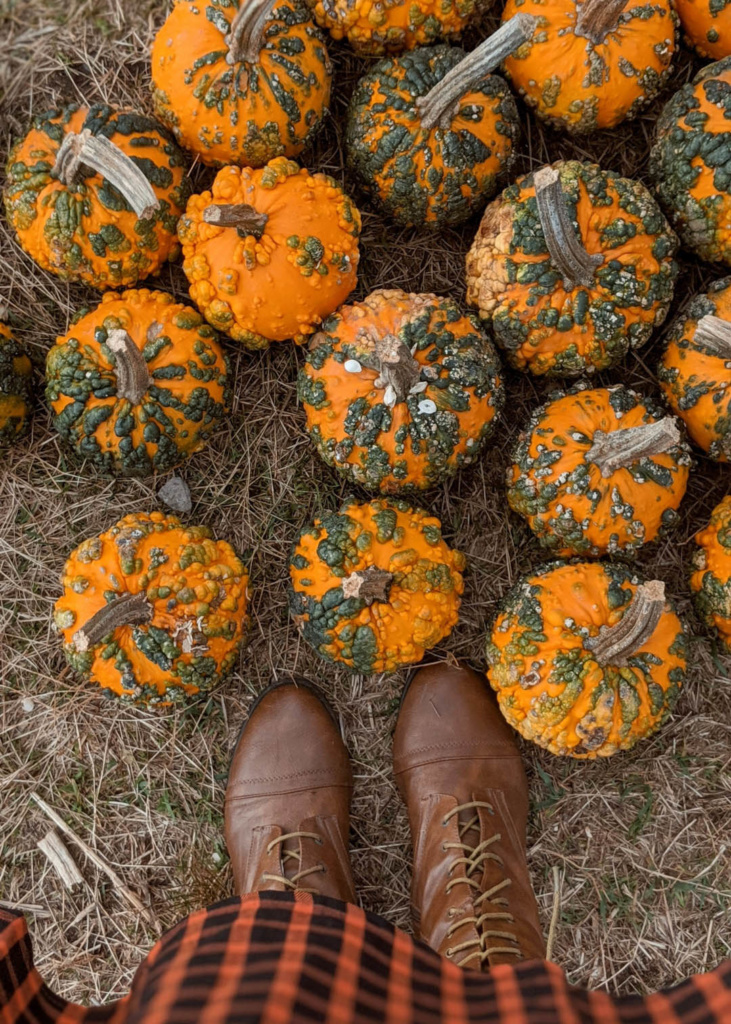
[290, 497, 465, 673]
[501, 0, 677, 135]
[465, 160, 679, 377]
[0, 323, 33, 445]
[309, 0, 482, 54]
[151, 0, 332, 168]
[690, 495, 731, 650]
[298, 289, 504, 493]
[658, 277, 731, 461]
[4, 104, 190, 290]
[345, 15, 533, 229]
[54, 511, 249, 705]
[46, 290, 230, 478]
[651, 57, 731, 266]
[178, 158, 361, 349]
[675, 0, 731, 60]
[486, 561, 686, 758]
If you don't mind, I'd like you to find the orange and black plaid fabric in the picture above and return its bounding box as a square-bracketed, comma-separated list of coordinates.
[2, 893, 730, 1024]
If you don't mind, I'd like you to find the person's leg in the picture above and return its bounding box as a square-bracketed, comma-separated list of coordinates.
[394, 663, 546, 970]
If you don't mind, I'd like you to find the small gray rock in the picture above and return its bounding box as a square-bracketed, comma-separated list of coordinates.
[159, 476, 192, 514]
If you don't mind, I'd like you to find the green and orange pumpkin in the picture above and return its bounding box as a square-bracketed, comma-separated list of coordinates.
[0, 322, 33, 445]
[690, 495, 731, 650]
[675, 0, 731, 59]
[309, 0, 483, 54]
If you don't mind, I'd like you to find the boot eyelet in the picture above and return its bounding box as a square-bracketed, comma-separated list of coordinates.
[441, 843, 447, 852]
[445, 948, 453, 958]
[315, 838, 323, 845]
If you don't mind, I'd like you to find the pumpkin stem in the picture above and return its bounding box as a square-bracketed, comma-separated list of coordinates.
[341, 566, 394, 606]
[574, 0, 628, 45]
[415, 14, 537, 132]
[694, 314, 731, 358]
[585, 580, 666, 668]
[203, 203, 269, 239]
[72, 592, 153, 653]
[52, 129, 159, 219]
[226, 0, 278, 65]
[534, 166, 604, 291]
[361, 329, 423, 408]
[585, 418, 681, 479]
[106, 329, 151, 406]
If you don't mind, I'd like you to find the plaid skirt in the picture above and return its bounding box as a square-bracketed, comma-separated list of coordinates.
[1, 892, 729, 1024]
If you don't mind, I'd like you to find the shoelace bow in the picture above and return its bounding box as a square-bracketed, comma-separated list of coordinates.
[261, 830, 326, 893]
[442, 801, 521, 967]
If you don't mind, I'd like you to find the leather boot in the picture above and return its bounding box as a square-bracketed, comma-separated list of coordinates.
[225, 678, 356, 903]
[393, 663, 546, 970]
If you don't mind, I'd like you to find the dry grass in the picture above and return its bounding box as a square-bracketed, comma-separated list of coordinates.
[1, 0, 730, 1006]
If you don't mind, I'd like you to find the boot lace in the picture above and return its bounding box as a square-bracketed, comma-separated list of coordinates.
[441, 801, 521, 968]
[261, 831, 326, 893]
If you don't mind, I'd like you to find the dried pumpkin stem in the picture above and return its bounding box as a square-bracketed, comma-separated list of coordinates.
[226, 0, 278, 64]
[534, 166, 603, 290]
[72, 592, 153, 654]
[52, 129, 159, 219]
[585, 581, 665, 668]
[416, 13, 537, 131]
[203, 203, 269, 238]
[694, 314, 731, 358]
[585, 418, 681, 479]
[106, 329, 151, 405]
[574, 0, 627, 44]
[362, 330, 422, 408]
[341, 566, 394, 606]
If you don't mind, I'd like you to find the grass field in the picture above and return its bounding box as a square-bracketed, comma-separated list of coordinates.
[0, 0, 729, 1005]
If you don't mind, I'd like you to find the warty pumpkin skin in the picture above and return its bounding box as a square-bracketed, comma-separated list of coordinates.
[298, 289, 504, 493]
[465, 160, 679, 377]
[290, 498, 465, 673]
[0, 323, 33, 445]
[507, 386, 692, 558]
[179, 158, 361, 348]
[675, 0, 731, 59]
[486, 561, 686, 758]
[4, 105, 190, 290]
[54, 511, 250, 705]
[46, 290, 230, 478]
[501, 0, 677, 135]
[690, 495, 731, 650]
[651, 57, 731, 266]
[309, 0, 482, 54]
[151, 0, 332, 168]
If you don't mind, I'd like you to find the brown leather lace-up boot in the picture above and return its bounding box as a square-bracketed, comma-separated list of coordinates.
[224, 679, 356, 903]
[393, 663, 546, 970]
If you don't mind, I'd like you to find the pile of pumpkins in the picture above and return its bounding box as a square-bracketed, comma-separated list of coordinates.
[4, 0, 731, 760]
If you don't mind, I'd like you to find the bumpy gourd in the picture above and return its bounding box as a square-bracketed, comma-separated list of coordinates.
[4, 105, 190, 290]
[46, 290, 230, 477]
[0, 323, 33, 445]
[465, 161, 679, 377]
[54, 512, 249, 704]
[178, 158, 361, 349]
[651, 57, 731, 266]
[691, 496, 731, 650]
[290, 498, 465, 673]
[298, 289, 504, 493]
[152, 0, 332, 168]
[501, 0, 677, 134]
[309, 0, 482, 54]
[507, 386, 691, 558]
[346, 16, 532, 229]
[487, 561, 686, 758]
[675, 0, 731, 59]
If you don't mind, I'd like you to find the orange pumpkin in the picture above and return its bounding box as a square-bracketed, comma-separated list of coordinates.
[675, 0, 731, 59]
[309, 0, 483, 54]
[0, 322, 33, 445]
[690, 495, 731, 650]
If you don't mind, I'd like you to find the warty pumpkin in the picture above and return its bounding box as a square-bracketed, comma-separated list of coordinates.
[675, 0, 731, 60]
[309, 0, 482, 54]
[4, 104, 190, 290]
[465, 160, 679, 377]
[298, 288, 504, 492]
[690, 495, 731, 650]
[46, 290, 230, 478]
[54, 511, 249, 704]
[507, 386, 692, 558]
[651, 57, 731, 266]
[152, 0, 332, 168]
[345, 15, 534, 229]
[486, 561, 686, 758]
[290, 497, 465, 673]
[179, 158, 361, 348]
[0, 322, 33, 445]
[658, 277, 731, 461]
[501, 0, 677, 134]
